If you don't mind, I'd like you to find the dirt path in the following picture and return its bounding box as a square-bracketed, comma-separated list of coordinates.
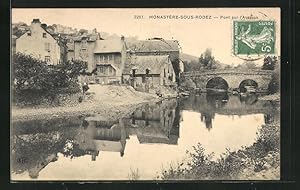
[12, 85, 160, 121]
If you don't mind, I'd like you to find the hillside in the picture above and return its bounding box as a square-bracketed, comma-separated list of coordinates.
[180, 53, 199, 62]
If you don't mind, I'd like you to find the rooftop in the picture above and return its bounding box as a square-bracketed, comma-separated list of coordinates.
[126, 39, 179, 53]
[94, 39, 124, 53]
[123, 55, 171, 75]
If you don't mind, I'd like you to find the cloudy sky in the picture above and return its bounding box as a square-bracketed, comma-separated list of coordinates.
[12, 8, 280, 65]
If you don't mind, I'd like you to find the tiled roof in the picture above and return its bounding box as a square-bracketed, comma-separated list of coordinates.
[125, 39, 179, 53]
[73, 33, 100, 42]
[94, 39, 123, 53]
[123, 55, 170, 75]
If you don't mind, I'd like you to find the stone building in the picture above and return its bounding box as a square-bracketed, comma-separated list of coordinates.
[126, 39, 182, 77]
[93, 37, 127, 84]
[122, 55, 176, 92]
[67, 33, 127, 84]
[16, 19, 65, 65]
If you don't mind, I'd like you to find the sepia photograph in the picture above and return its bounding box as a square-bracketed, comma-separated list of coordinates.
[11, 8, 280, 181]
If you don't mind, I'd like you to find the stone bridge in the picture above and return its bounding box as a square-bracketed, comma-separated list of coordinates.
[182, 69, 273, 91]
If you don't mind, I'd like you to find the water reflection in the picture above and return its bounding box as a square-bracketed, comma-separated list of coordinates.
[11, 93, 278, 180]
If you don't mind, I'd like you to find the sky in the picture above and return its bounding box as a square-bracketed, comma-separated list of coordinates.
[12, 8, 280, 66]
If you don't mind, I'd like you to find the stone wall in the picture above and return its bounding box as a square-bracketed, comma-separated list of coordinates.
[183, 69, 273, 91]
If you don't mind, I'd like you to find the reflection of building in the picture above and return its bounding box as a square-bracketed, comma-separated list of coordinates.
[126, 100, 180, 145]
[75, 119, 128, 160]
[73, 99, 181, 161]
[200, 112, 215, 131]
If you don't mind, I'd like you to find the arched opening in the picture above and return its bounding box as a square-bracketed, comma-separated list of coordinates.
[239, 93, 258, 105]
[206, 77, 229, 91]
[239, 79, 258, 93]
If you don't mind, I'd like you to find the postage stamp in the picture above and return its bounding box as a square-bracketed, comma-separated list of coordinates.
[233, 21, 275, 56]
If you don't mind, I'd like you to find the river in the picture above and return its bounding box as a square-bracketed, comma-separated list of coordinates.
[11, 92, 279, 180]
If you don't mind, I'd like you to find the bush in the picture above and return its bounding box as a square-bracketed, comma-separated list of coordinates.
[268, 67, 280, 94]
[160, 123, 280, 180]
[12, 53, 87, 106]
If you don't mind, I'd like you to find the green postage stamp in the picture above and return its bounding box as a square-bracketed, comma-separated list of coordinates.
[233, 21, 275, 56]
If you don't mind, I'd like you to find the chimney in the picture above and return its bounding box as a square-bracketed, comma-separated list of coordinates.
[31, 19, 41, 24]
[41, 23, 47, 29]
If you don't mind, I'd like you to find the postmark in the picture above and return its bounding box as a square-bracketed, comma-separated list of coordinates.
[233, 21, 275, 56]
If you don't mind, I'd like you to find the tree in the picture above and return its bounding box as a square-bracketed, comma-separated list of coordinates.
[184, 60, 201, 72]
[12, 26, 25, 38]
[267, 56, 280, 94]
[13, 53, 87, 105]
[79, 29, 88, 35]
[262, 56, 278, 70]
[199, 48, 219, 70]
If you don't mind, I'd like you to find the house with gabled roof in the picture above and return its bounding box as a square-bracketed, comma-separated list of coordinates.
[124, 39, 182, 89]
[67, 34, 127, 84]
[93, 37, 127, 84]
[123, 55, 176, 91]
[15, 19, 66, 65]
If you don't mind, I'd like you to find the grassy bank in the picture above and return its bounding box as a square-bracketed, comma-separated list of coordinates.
[160, 121, 280, 180]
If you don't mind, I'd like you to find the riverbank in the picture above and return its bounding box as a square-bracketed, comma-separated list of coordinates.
[12, 85, 160, 121]
[258, 93, 280, 102]
[160, 121, 280, 180]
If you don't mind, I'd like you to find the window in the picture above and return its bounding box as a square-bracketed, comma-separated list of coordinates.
[45, 56, 51, 63]
[132, 69, 136, 77]
[98, 66, 105, 73]
[45, 43, 50, 51]
[43, 33, 47, 38]
[81, 40, 87, 49]
[146, 69, 150, 76]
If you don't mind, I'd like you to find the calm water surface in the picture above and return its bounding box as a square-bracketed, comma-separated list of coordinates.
[11, 93, 278, 180]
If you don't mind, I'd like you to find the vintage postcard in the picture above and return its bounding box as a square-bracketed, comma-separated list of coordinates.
[11, 8, 280, 181]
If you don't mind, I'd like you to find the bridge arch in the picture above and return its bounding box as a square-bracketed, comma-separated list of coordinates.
[239, 79, 258, 92]
[206, 77, 229, 90]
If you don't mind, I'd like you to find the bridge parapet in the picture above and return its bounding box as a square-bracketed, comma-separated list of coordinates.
[181, 69, 273, 90]
[183, 69, 273, 77]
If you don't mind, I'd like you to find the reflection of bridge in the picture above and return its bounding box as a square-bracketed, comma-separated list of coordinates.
[181, 94, 278, 131]
[182, 69, 273, 91]
[181, 94, 275, 115]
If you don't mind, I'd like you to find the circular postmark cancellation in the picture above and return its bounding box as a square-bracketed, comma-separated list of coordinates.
[232, 20, 276, 61]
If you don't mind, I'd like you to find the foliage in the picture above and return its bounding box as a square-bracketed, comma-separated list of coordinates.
[12, 26, 25, 38]
[128, 168, 141, 180]
[179, 78, 197, 91]
[234, 61, 258, 70]
[79, 29, 88, 34]
[183, 49, 224, 72]
[13, 53, 87, 105]
[267, 57, 280, 94]
[199, 48, 218, 70]
[262, 56, 278, 70]
[183, 60, 202, 72]
[171, 57, 181, 84]
[160, 123, 280, 180]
